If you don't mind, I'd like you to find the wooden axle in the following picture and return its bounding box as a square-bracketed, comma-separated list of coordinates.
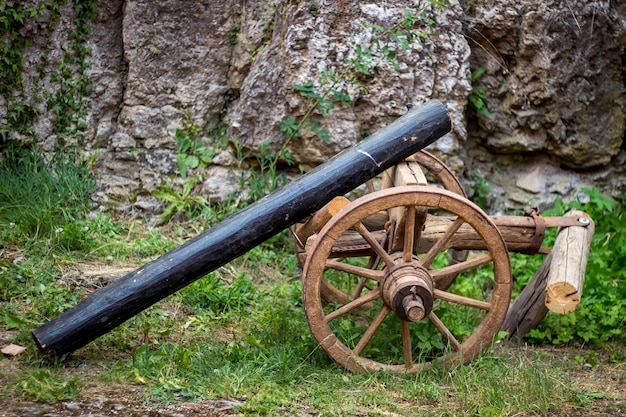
[32, 101, 452, 357]
[308, 212, 592, 258]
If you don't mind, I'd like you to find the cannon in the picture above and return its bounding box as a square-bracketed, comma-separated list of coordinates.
[33, 100, 594, 374]
[32, 100, 452, 357]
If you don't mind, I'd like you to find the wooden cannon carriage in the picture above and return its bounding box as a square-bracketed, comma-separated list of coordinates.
[292, 150, 594, 373]
[32, 100, 593, 374]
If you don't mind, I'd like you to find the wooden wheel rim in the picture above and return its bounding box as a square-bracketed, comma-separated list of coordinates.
[302, 186, 512, 373]
[411, 150, 466, 198]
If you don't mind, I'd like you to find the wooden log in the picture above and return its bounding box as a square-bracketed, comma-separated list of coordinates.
[545, 210, 594, 314]
[501, 252, 551, 340]
[32, 100, 451, 357]
[394, 160, 427, 186]
[389, 161, 428, 252]
[323, 214, 557, 257]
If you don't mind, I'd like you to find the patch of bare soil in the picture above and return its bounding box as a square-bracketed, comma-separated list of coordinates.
[537, 346, 626, 417]
[0, 374, 239, 417]
[1, 397, 239, 417]
[2, 345, 625, 417]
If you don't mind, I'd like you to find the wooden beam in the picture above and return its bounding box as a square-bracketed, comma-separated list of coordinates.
[545, 210, 594, 314]
[295, 196, 350, 245]
[501, 252, 550, 340]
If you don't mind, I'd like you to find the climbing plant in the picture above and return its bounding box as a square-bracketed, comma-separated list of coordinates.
[0, 0, 99, 148]
[277, 1, 449, 165]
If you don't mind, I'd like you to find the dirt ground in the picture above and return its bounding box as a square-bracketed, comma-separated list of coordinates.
[557, 356, 626, 417]
[1, 345, 625, 417]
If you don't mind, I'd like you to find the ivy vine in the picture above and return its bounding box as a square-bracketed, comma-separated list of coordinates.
[0, 0, 99, 148]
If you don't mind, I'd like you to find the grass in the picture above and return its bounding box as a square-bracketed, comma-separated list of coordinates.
[0, 147, 624, 415]
[1, 222, 624, 415]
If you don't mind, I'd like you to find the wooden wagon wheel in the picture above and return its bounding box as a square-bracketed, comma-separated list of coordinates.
[316, 150, 469, 305]
[302, 186, 512, 373]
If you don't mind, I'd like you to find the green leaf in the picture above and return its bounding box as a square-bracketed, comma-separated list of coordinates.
[199, 150, 214, 164]
[471, 66, 487, 83]
[280, 118, 301, 137]
[3, 313, 28, 329]
[294, 81, 314, 91]
[176, 153, 189, 178]
[294, 82, 317, 99]
[186, 155, 200, 169]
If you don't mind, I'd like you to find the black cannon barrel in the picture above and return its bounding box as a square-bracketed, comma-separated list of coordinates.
[32, 100, 451, 356]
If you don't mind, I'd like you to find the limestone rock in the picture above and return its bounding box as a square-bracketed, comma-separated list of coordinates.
[202, 166, 241, 203]
[226, 0, 471, 166]
[1, 0, 624, 215]
[516, 167, 543, 194]
[464, 0, 625, 169]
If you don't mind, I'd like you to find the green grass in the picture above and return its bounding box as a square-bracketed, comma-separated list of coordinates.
[0, 144, 96, 244]
[0, 147, 624, 415]
[2, 231, 621, 415]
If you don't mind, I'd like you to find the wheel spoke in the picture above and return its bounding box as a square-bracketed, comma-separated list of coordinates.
[403, 205, 417, 262]
[325, 289, 381, 322]
[420, 216, 465, 268]
[351, 278, 372, 300]
[354, 222, 396, 268]
[430, 253, 493, 282]
[428, 311, 461, 350]
[433, 289, 491, 311]
[402, 321, 412, 367]
[354, 305, 391, 355]
[326, 259, 384, 283]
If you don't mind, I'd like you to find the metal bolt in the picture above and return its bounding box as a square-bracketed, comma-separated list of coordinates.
[577, 217, 590, 225]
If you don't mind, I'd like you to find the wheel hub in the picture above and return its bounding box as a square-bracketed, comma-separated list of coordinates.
[382, 254, 434, 322]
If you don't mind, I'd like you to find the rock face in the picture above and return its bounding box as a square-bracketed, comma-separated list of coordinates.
[467, 1, 623, 167]
[226, 1, 470, 169]
[462, 0, 626, 210]
[3, 0, 625, 214]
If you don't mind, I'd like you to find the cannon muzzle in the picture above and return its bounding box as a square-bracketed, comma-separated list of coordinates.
[32, 100, 451, 356]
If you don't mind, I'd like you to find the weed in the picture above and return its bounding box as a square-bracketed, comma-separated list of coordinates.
[467, 169, 492, 209]
[468, 66, 490, 117]
[309, 3, 320, 17]
[152, 176, 210, 224]
[15, 369, 83, 404]
[180, 272, 257, 317]
[174, 112, 221, 179]
[230, 138, 292, 201]
[227, 23, 241, 45]
[0, 143, 95, 249]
